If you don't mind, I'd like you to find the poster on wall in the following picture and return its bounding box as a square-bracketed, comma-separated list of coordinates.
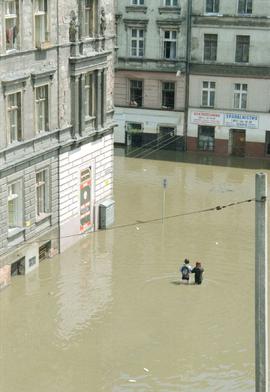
[80, 168, 92, 233]
[190, 111, 224, 126]
[224, 113, 258, 129]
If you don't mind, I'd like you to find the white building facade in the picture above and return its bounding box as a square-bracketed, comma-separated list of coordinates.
[187, 0, 270, 157]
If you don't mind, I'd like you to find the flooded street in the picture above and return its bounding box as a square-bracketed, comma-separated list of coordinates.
[1, 152, 270, 392]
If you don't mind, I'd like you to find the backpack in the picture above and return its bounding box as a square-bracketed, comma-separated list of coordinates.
[181, 265, 189, 277]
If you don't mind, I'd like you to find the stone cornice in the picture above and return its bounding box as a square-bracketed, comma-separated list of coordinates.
[192, 15, 270, 28]
[190, 62, 270, 78]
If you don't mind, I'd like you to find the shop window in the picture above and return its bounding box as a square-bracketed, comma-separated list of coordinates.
[206, 0, 219, 13]
[204, 34, 217, 61]
[265, 131, 270, 155]
[130, 28, 144, 57]
[130, 80, 143, 107]
[127, 122, 142, 132]
[35, 85, 49, 132]
[162, 82, 175, 109]
[233, 83, 247, 109]
[36, 170, 49, 218]
[5, 0, 19, 51]
[159, 126, 175, 137]
[7, 92, 22, 144]
[238, 0, 252, 14]
[202, 81, 215, 107]
[235, 35, 250, 63]
[163, 30, 177, 59]
[34, 0, 49, 48]
[198, 126, 215, 151]
[8, 182, 23, 231]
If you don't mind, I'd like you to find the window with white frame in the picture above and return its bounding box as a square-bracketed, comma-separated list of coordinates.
[34, 0, 48, 47]
[163, 30, 177, 59]
[8, 182, 22, 229]
[238, 0, 252, 14]
[35, 85, 49, 132]
[162, 82, 175, 109]
[5, 0, 19, 51]
[36, 170, 48, 217]
[132, 0, 144, 4]
[85, 0, 97, 37]
[131, 29, 144, 57]
[202, 81, 215, 107]
[85, 73, 95, 118]
[233, 83, 247, 109]
[164, 0, 178, 6]
[205, 0, 219, 13]
[7, 92, 22, 143]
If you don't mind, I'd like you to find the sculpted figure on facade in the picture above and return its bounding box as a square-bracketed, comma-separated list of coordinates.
[69, 11, 79, 42]
[100, 7, 106, 36]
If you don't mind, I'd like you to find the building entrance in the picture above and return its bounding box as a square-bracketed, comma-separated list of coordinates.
[230, 129, 246, 157]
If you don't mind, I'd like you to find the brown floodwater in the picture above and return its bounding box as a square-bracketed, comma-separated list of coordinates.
[1, 153, 270, 392]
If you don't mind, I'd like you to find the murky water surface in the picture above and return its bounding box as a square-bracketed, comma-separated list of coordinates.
[1, 152, 270, 392]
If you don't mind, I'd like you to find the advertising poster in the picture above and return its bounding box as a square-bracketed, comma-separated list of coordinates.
[80, 168, 92, 233]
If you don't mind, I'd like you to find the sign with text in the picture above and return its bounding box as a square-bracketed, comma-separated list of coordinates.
[224, 113, 258, 129]
[80, 168, 92, 233]
[191, 111, 224, 126]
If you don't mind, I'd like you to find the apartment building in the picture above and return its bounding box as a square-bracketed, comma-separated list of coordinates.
[188, 0, 270, 157]
[0, 0, 115, 289]
[114, 0, 188, 150]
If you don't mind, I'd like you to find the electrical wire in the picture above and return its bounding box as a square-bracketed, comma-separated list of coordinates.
[5, 197, 255, 251]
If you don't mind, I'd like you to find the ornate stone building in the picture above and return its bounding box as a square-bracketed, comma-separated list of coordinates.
[0, 0, 115, 289]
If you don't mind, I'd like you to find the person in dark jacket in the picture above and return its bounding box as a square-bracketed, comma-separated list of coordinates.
[192, 262, 204, 285]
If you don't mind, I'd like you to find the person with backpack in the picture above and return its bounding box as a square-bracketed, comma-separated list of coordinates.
[192, 262, 204, 285]
[180, 259, 192, 283]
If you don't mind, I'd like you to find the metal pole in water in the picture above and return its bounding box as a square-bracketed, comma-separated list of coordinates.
[255, 172, 268, 392]
[162, 178, 167, 223]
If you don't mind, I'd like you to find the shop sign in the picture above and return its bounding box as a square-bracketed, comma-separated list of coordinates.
[191, 111, 224, 126]
[224, 113, 258, 129]
[80, 168, 92, 233]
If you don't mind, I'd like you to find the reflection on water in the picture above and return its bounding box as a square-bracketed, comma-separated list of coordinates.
[1, 153, 270, 392]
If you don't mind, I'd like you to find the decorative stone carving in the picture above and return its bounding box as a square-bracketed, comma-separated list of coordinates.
[100, 7, 106, 36]
[69, 11, 79, 42]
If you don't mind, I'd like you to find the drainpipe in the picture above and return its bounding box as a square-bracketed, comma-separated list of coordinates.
[183, 0, 192, 151]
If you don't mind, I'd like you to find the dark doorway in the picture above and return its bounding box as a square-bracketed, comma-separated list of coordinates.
[11, 258, 25, 276]
[230, 129, 246, 157]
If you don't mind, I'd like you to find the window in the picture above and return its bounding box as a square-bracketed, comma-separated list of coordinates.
[205, 0, 219, 13]
[131, 29, 144, 57]
[233, 83, 247, 109]
[235, 35, 250, 63]
[198, 126, 215, 151]
[34, 0, 48, 47]
[164, 0, 178, 6]
[7, 92, 22, 143]
[163, 30, 177, 59]
[5, 0, 19, 51]
[85, 73, 95, 118]
[127, 122, 142, 132]
[202, 81, 215, 107]
[130, 80, 143, 107]
[204, 34, 217, 61]
[238, 0, 252, 14]
[265, 131, 270, 155]
[36, 171, 48, 217]
[8, 182, 22, 229]
[132, 0, 144, 4]
[85, 0, 96, 37]
[159, 126, 175, 137]
[35, 85, 49, 132]
[162, 82, 175, 109]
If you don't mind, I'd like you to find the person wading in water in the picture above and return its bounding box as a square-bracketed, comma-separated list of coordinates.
[192, 262, 204, 285]
[180, 258, 192, 283]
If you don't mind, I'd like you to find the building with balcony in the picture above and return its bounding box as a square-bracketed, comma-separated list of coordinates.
[114, 0, 188, 151]
[0, 0, 115, 289]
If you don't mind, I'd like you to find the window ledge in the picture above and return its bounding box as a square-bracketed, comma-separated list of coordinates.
[159, 7, 181, 14]
[125, 6, 148, 13]
[8, 227, 25, 239]
[36, 213, 51, 225]
[36, 41, 52, 51]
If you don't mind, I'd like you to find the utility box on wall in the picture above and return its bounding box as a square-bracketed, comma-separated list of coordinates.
[99, 200, 115, 229]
